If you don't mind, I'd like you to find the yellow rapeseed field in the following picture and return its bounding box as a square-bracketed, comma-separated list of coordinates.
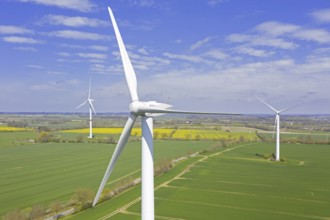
[62, 127, 257, 141]
[173, 129, 257, 140]
[0, 126, 31, 132]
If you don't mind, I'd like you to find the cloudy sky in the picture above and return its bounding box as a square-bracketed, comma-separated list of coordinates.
[1, 0, 330, 114]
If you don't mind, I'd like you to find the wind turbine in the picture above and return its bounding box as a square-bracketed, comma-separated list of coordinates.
[93, 7, 237, 219]
[257, 97, 299, 161]
[76, 80, 96, 139]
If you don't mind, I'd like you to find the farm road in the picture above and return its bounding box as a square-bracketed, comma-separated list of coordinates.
[96, 143, 251, 220]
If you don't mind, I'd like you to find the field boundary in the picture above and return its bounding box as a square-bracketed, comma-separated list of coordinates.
[96, 143, 251, 219]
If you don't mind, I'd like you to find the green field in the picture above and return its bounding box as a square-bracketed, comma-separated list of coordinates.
[0, 131, 36, 147]
[70, 143, 330, 220]
[1, 127, 330, 220]
[0, 131, 217, 217]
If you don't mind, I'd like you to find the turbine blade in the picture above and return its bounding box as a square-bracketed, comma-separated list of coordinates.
[89, 100, 96, 115]
[278, 102, 303, 113]
[88, 78, 92, 99]
[108, 7, 139, 102]
[75, 100, 88, 109]
[92, 114, 137, 206]
[144, 107, 240, 116]
[257, 97, 278, 113]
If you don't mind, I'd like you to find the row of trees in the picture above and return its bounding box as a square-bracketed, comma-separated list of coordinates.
[34, 131, 242, 145]
[255, 131, 330, 145]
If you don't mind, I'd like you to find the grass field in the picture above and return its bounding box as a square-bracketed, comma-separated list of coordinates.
[0, 131, 36, 147]
[70, 142, 330, 220]
[0, 134, 217, 216]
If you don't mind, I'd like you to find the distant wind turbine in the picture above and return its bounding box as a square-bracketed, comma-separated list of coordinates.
[76, 80, 96, 139]
[257, 97, 300, 161]
[92, 6, 238, 220]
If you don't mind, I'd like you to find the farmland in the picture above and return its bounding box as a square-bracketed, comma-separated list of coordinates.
[0, 131, 217, 217]
[61, 127, 258, 141]
[70, 143, 330, 220]
[0, 113, 329, 219]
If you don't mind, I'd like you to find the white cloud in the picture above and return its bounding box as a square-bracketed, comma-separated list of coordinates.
[228, 20, 330, 54]
[131, 57, 330, 113]
[47, 30, 110, 40]
[255, 21, 300, 36]
[255, 21, 330, 44]
[89, 45, 109, 51]
[2, 36, 42, 44]
[125, 0, 168, 8]
[77, 53, 107, 60]
[57, 58, 82, 63]
[0, 25, 33, 34]
[310, 8, 330, 23]
[27, 64, 43, 69]
[18, 0, 96, 12]
[66, 79, 80, 85]
[119, 20, 157, 31]
[90, 63, 123, 75]
[14, 47, 37, 52]
[203, 49, 228, 60]
[59, 43, 83, 49]
[125, 0, 155, 7]
[41, 15, 108, 27]
[56, 52, 71, 57]
[253, 37, 298, 49]
[293, 29, 330, 44]
[227, 34, 251, 43]
[138, 47, 149, 55]
[163, 52, 206, 63]
[234, 46, 274, 57]
[311, 47, 330, 55]
[208, 0, 227, 7]
[227, 34, 298, 50]
[190, 37, 212, 51]
[59, 44, 109, 51]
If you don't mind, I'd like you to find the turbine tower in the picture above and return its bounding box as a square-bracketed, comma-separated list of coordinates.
[257, 97, 299, 161]
[76, 80, 96, 139]
[92, 7, 237, 220]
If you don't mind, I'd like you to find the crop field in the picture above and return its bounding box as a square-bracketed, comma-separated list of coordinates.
[172, 129, 257, 141]
[0, 131, 36, 147]
[61, 127, 258, 141]
[0, 131, 217, 217]
[0, 125, 32, 132]
[71, 142, 330, 220]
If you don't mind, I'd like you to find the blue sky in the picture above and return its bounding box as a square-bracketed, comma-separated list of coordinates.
[1, 0, 330, 114]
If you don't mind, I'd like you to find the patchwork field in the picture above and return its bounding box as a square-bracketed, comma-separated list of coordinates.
[70, 143, 330, 220]
[0, 134, 217, 217]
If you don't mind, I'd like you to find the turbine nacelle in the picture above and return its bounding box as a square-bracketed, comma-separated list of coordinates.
[129, 101, 173, 116]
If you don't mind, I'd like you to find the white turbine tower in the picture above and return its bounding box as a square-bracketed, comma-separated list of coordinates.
[92, 7, 237, 220]
[258, 97, 299, 161]
[76, 80, 96, 139]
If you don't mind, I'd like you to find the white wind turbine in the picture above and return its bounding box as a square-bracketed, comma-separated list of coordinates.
[257, 97, 300, 161]
[92, 7, 237, 219]
[76, 80, 96, 139]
